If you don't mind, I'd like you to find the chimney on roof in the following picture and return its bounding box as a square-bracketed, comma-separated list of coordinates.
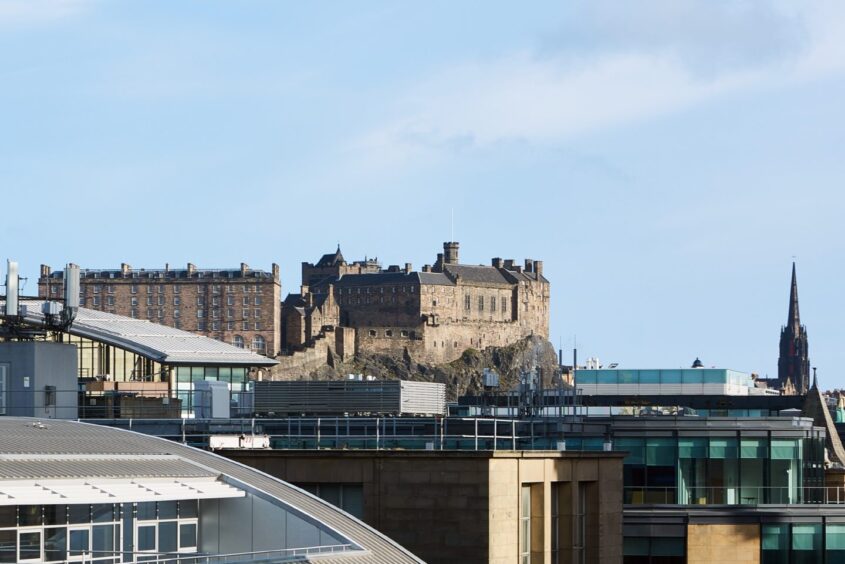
[504, 259, 514, 269]
[524, 259, 534, 273]
[405, 263, 412, 274]
[444, 242, 459, 265]
[492, 258, 504, 268]
[121, 263, 131, 275]
[422, 265, 431, 273]
[165, 263, 170, 272]
[187, 263, 196, 275]
[272, 263, 280, 279]
[40, 264, 51, 278]
[241, 263, 249, 275]
[534, 260, 543, 277]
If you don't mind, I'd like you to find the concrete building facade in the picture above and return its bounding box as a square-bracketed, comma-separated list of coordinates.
[38, 263, 281, 357]
[281, 242, 550, 364]
[225, 449, 624, 564]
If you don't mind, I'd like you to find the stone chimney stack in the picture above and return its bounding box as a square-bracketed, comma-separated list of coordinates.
[444, 242, 460, 265]
[121, 263, 131, 275]
[504, 259, 514, 269]
[241, 263, 249, 275]
[40, 264, 51, 277]
[524, 259, 534, 273]
[492, 258, 504, 268]
[422, 265, 432, 272]
[272, 263, 280, 280]
[187, 263, 196, 275]
[405, 263, 413, 274]
[534, 260, 543, 277]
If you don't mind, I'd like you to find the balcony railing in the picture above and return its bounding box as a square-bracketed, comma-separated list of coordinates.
[624, 486, 843, 506]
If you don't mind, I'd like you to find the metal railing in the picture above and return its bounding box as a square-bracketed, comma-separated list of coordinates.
[23, 542, 354, 563]
[624, 486, 845, 506]
[89, 416, 553, 452]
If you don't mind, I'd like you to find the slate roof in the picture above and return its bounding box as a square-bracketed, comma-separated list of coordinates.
[442, 264, 512, 285]
[335, 272, 419, 287]
[316, 247, 346, 268]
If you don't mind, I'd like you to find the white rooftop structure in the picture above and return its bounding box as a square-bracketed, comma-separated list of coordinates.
[6, 299, 276, 367]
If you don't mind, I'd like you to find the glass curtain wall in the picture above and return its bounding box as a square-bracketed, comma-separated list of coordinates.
[175, 366, 249, 416]
[621, 436, 804, 504]
[617, 438, 676, 504]
[763, 523, 845, 564]
[55, 334, 162, 382]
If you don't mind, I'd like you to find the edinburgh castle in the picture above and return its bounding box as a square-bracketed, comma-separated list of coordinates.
[281, 242, 550, 365]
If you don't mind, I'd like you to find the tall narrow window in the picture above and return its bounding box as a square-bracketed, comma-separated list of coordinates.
[520, 485, 531, 564]
[574, 483, 586, 564]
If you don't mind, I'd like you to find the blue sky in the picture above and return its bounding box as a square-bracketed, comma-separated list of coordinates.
[2, 1, 844, 385]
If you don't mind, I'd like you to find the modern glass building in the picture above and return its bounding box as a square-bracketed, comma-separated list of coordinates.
[1, 300, 276, 417]
[614, 427, 821, 506]
[576, 368, 764, 396]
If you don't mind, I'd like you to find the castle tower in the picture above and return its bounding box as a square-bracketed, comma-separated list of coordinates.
[778, 263, 810, 394]
[443, 242, 459, 265]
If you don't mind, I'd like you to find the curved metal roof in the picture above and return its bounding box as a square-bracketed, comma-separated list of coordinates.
[0, 417, 422, 563]
[7, 299, 277, 367]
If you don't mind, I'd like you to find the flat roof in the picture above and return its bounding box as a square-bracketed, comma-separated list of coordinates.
[5, 299, 277, 367]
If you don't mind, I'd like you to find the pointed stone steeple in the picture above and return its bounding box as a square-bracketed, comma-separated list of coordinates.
[778, 262, 811, 394]
[788, 262, 800, 335]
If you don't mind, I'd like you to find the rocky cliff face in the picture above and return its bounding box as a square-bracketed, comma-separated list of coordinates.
[292, 335, 560, 400]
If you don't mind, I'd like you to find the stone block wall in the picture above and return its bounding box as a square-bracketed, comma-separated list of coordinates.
[687, 524, 760, 564]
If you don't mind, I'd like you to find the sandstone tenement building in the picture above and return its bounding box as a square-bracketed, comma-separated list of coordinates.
[38, 263, 281, 357]
[281, 242, 549, 364]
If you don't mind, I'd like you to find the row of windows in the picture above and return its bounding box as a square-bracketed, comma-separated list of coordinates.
[128, 311, 263, 332]
[464, 295, 508, 313]
[51, 283, 264, 296]
[127, 308, 261, 321]
[345, 296, 400, 306]
[368, 329, 414, 338]
[342, 286, 415, 295]
[232, 335, 265, 351]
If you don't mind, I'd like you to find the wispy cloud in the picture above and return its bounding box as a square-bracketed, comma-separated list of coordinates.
[0, 0, 93, 26]
[354, 2, 845, 169]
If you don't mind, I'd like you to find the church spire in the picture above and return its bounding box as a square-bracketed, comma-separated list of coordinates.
[788, 262, 800, 334]
[778, 262, 811, 395]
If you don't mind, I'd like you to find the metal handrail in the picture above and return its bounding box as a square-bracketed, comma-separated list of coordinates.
[623, 486, 845, 505]
[44, 542, 355, 563]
